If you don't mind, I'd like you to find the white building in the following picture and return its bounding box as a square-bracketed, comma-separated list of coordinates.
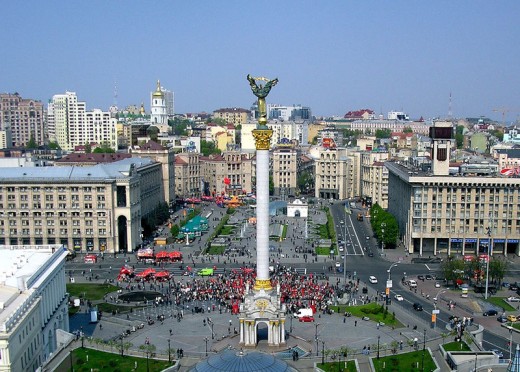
[241, 121, 309, 151]
[150, 81, 171, 133]
[0, 245, 69, 371]
[267, 104, 312, 121]
[47, 92, 117, 151]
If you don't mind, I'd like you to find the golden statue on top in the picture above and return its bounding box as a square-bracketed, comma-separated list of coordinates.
[247, 74, 278, 128]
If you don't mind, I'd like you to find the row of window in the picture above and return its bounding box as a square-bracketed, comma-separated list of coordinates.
[413, 225, 519, 234]
[0, 203, 106, 210]
[1, 220, 106, 227]
[1, 228, 106, 236]
[0, 186, 105, 193]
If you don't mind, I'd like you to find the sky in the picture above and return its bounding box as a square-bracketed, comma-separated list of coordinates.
[1, 1, 519, 122]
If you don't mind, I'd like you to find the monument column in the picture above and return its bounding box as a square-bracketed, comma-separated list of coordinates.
[252, 128, 273, 290]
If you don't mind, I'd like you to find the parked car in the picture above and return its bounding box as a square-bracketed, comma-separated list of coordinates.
[369, 276, 378, 284]
[483, 309, 498, 316]
[507, 296, 520, 302]
[425, 274, 434, 280]
[394, 294, 404, 302]
[418, 275, 425, 281]
[299, 316, 315, 322]
[509, 283, 519, 291]
[497, 315, 508, 323]
[335, 262, 341, 268]
[435, 282, 441, 288]
[413, 303, 423, 311]
[506, 314, 517, 322]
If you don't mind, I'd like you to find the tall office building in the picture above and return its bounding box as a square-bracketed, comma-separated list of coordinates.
[0, 93, 44, 147]
[47, 92, 117, 151]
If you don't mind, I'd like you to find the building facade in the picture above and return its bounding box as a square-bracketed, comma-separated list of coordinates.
[314, 147, 349, 200]
[174, 152, 201, 199]
[212, 108, 249, 125]
[150, 81, 169, 132]
[47, 92, 117, 151]
[200, 151, 253, 197]
[0, 93, 45, 148]
[0, 245, 69, 371]
[0, 160, 149, 253]
[361, 151, 390, 209]
[272, 146, 297, 199]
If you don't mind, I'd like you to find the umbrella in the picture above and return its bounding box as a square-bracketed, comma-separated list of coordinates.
[155, 251, 169, 259]
[155, 271, 170, 278]
[142, 268, 156, 276]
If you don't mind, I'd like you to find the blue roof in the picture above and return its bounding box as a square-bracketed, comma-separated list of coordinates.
[191, 349, 297, 372]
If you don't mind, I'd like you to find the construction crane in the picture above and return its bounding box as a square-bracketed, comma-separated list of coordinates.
[492, 107, 520, 125]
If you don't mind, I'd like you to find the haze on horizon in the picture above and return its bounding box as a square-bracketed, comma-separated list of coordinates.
[1, 1, 519, 122]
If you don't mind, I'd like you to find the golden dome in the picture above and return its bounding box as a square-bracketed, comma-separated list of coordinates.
[152, 80, 164, 97]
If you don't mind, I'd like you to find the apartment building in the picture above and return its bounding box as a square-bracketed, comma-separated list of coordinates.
[200, 151, 253, 197]
[272, 145, 297, 199]
[361, 151, 390, 209]
[0, 93, 44, 147]
[314, 147, 349, 200]
[0, 159, 155, 253]
[174, 152, 201, 199]
[241, 120, 309, 151]
[47, 92, 117, 151]
[0, 246, 69, 371]
[212, 108, 249, 125]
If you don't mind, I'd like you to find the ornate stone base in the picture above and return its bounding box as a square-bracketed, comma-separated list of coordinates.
[239, 287, 286, 348]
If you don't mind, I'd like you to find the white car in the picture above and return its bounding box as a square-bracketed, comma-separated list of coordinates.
[435, 282, 441, 288]
[335, 262, 341, 268]
[369, 276, 378, 284]
[394, 294, 404, 301]
[507, 296, 520, 302]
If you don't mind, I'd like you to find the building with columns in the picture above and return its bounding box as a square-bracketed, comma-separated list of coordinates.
[387, 121, 520, 257]
[0, 159, 155, 253]
[0, 245, 69, 371]
[174, 152, 201, 199]
[272, 144, 298, 199]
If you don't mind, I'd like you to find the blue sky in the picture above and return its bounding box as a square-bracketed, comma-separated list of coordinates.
[1, 1, 519, 121]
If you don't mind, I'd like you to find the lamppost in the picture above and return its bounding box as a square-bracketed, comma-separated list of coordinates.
[322, 340, 325, 365]
[290, 316, 293, 333]
[204, 337, 209, 357]
[484, 226, 493, 300]
[421, 329, 426, 371]
[315, 323, 320, 356]
[377, 335, 380, 359]
[381, 222, 386, 255]
[386, 262, 398, 304]
[120, 335, 124, 356]
[208, 318, 214, 339]
[168, 338, 171, 363]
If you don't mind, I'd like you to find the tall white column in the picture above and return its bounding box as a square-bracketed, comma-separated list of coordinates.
[252, 128, 273, 291]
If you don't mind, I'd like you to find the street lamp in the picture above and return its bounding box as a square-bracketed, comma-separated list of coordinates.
[168, 338, 171, 363]
[204, 337, 209, 357]
[381, 223, 386, 255]
[386, 262, 398, 304]
[484, 226, 492, 300]
[315, 323, 320, 356]
[377, 335, 380, 359]
[434, 289, 447, 309]
[322, 340, 325, 365]
[421, 329, 426, 372]
[387, 262, 399, 281]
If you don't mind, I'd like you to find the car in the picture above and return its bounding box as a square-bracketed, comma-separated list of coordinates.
[299, 316, 314, 322]
[197, 268, 214, 276]
[417, 275, 425, 281]
[366, 236, 370, 240]
[507, 314, 517, 322]
[413, 303, 423, 311]
[408, 279, 418, 288]
[483, 309, 498, 316]
[497, 315, 508, 323]
[491, 349, 504, 359]
[425, 274, 434, 280]
[339, 246, 344, 252]
[335, 262, 341, 268]
[340, 220, 344, 224]
[369, 276, 378, 284]
[509, 283, 519, 291]
[394, 294, 404, 301]
[435, 282, 441, 288]
[507, 296, 520, 302]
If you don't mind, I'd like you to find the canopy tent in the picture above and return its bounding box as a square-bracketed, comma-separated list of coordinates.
[155, 251, 169, 259]
[155, 270, 170, 278]
[137, 248, 154, 258]
[169, 251, 182, 260]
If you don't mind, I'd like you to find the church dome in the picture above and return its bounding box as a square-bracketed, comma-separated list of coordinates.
[152, 80, 164, 97]
[190, 349, 298, 372]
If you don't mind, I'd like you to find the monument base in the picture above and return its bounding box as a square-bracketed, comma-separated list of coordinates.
[239, 286, 286, 348]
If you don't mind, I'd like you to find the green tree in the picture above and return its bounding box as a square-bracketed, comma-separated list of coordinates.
[147, 126, 159, 142]
[489, 257, 508, 285]
[455, 125, 465, 148]
[200, 140, 220, 156]
[208, 117, 227, 126]
[26, 136, 37, 149]
[169, 117, 189, 136]
[311, 135, 318, 145]
[170, 224, 180, 237]
[84, 142, 92, 154]
[93, 143, 115, 153]
[48, 141, 61, 150]
[297, 171, 314, 194]
[403, 127, 413, 133]
[269, 175, 274, 195]
[369, 204, 399, 247]
[375, 128, 392, 138]
[440, 257, 465, 282]
[489, 129, 504, 142]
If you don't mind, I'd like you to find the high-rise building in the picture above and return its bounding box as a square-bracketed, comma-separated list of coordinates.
[0, 93, 44, 147]
[47, 92, 117, 151]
